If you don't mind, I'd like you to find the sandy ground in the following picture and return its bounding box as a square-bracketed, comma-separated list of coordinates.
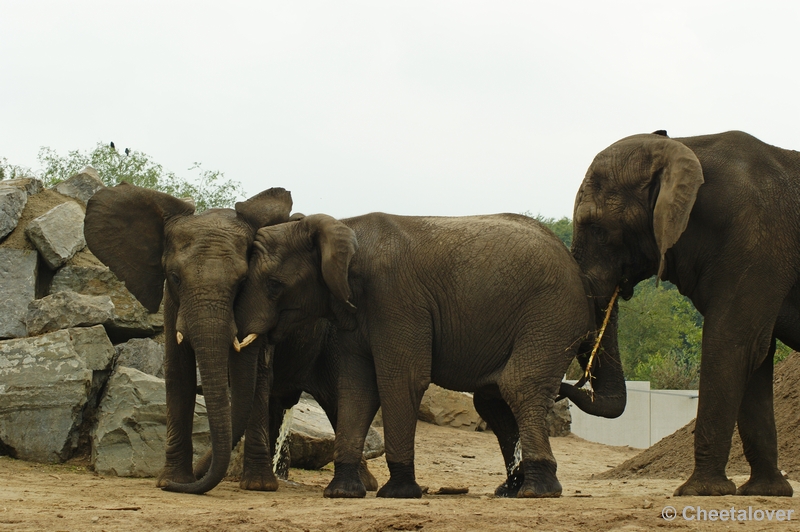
[1, 422, 798, 531]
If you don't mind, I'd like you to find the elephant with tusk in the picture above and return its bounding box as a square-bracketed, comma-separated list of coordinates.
[234, 212, 618, 498]
[85, 183, 293, 494]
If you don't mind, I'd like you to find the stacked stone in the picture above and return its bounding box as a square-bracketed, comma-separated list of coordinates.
[0, 169, 193, 477]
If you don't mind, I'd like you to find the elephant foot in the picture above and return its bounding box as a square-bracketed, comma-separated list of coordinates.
[494, 468, 524, 498]
[240, 465, 279, 491]
[376, 461, 422, 499]
[359, 458, 379, 492]
[674, 473, 736, 496]
[737, 473, 793, 497]
[324, 462, 367, 498]
[376, 479, 423, 498]
[517, 459, 562, 498]
[156, 464, 195, 488]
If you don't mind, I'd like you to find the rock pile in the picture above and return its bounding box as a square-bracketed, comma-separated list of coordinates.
[0, 171, 191, 477]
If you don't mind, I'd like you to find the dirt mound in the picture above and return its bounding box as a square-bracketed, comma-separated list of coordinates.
[0, 188, 81, 250]
[600, 352, 800, 480]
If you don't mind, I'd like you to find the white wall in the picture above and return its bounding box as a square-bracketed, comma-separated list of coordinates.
[567, 381, 698, 449]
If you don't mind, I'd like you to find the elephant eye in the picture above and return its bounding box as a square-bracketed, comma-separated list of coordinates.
[170, 272, 181, 287]
[589, 224, 608, 244]
[266, 277, 284, 299]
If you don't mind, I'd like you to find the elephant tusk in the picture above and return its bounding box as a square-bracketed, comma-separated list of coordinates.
[239, 333, 258, 349]
[176, 331, 184, 345]
[232, 337, 241, 352]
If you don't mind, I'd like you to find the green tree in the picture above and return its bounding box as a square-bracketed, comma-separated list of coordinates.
[20, 143, 245, 212]
[523, 212, 573, 248]
[617, 278, 703, 389]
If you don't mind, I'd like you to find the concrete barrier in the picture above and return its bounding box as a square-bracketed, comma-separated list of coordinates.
[567, 381, 698, 448]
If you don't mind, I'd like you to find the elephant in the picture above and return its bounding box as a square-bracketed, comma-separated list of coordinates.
[233, 211, 623, 498]
[571, 130, 798, 497]
[84, 182, 293, 494]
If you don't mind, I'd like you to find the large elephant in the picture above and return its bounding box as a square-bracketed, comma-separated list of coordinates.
[84, 183, 292, 494]
[234, 212, 622, 498]
[572, 130, 798, 497]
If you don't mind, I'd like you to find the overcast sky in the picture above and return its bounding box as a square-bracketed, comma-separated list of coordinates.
[2, 1, 799, 219]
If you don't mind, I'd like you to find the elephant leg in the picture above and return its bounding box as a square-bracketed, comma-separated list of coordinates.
[158, 346, 198, 486]
[473, 391, 522, 498]
[371, 332, 431, 499]
[324, 347, 380, 498]
[157, 299, 198, 487]
[240, 346, 279, 491]
[315, 390, 379, 492]
[497, 340, 564, 498]
[674, 297, 780, 496]
[736, 340, 793, 496]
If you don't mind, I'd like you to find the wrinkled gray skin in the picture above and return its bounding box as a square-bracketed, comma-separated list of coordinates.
[573, 130, 798, 497]
[84, 183, 292, 494]
[235, 212, 615, 498]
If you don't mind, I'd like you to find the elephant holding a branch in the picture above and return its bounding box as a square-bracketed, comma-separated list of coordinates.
[571, 130, 797, 497]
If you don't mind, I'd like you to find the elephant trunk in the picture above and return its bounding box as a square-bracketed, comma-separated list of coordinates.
[559, 281, 627, 418]
[193, 340, 264, 479]
[162, 323, 234, 494]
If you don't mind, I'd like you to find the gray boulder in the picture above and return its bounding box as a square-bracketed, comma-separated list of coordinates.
[114, 337, 164, 378]
[287, 395, 384, 470]
[418, 384, 481, 430]
[286, 397, 334, 469]
[25, 201, 86, 269]
[418, 384, 571, 436]
[53, 167, 104, 205]
[363, 422, 385, 460]
[0, 177, 44, 196]
[92, 367, 210, 477]
[548, 399, 571, 437]
[0, 186, 27, 240]
[26, 291, 114, 336]
[0, 248, 38, 338]
[51, 254, 163, 340]
[68, 325, 116, 371]
[0, 330, 101, 462]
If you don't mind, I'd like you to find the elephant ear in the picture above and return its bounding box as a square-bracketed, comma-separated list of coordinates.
[648, 138, 704, 280]
[304, 214, 358, 308]
[84, 182, 195, 312]
[235, 187, 293, 229]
